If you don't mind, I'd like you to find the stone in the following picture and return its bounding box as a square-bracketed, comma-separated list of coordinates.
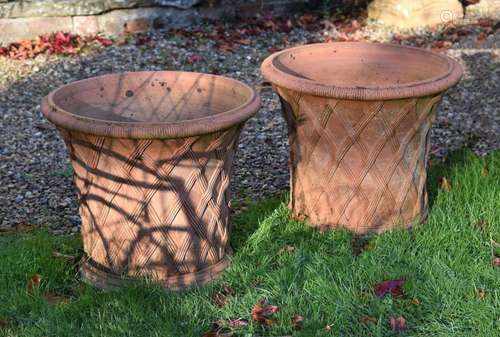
[465, 0, 500, 21]
[97, 7, 199, 35]
[0, 0, 201, 19]
[0, 16, 72, 43]
[368, 0, 464, 28]
[72, 15, 100, 36]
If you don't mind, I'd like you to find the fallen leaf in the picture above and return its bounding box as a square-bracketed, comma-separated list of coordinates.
[410, 297, 421, 305]
[211, 286, 234, 307]
[51, 251, 76, 260]
[472, 218, 488, 231]
[475, 288, 486, 300]
[251, 300, 279, 326]
[439, 177, 452, 192]
[361, 316, 377, 324]
[389, 316, 407, 331]
[236, 38, 251, 45]
[186, 54, 203, 64]
[0, 317, 13, 328]
[27, 274, 41, 291]
[325, 324, 332, 331]
[291, 314, 304, 329]
[481, 164, 489, 176]
[95, 35, 113, 46]
[215, 318, 248, 328]
[373, 279, 405, 298]
[202, 329, 233, 337]
[43, 292, 71, 304]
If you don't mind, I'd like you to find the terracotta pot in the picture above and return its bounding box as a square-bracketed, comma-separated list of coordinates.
[261, 42, 462, 233]
[42, 71, 260, 290]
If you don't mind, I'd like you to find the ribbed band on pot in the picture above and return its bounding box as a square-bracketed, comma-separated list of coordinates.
[261, 42, 463, 100]
[41, 71, 261, 139]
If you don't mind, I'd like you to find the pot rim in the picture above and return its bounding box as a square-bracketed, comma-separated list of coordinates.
[41, 71, 261, 139]
[260, 42, 463, 100]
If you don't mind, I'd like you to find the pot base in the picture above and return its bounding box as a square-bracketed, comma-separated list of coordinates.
[81, 255, 230, 292]
[291, 207, 429, 234]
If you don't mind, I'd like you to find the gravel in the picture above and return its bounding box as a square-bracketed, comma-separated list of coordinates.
[0, 15, 499, 234]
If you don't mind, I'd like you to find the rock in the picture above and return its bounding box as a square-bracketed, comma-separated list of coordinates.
[465, 0, 500, 21]
[0, 0, 201, 19]
[368, 0, 464, 28]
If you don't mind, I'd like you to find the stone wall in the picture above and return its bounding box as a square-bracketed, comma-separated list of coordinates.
[0, 0, 313, 43]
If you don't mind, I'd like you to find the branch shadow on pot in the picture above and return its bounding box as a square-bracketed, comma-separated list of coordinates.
[39, 70, 259, 290]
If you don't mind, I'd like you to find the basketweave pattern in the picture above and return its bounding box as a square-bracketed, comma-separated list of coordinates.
[277, 87, 442, 233]
[61, 127, 241, 280]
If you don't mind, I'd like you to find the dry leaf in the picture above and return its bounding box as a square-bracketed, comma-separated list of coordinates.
[43, 292, 71, 304]
[475, 288, 486, 300]
[51, 251, 76, 260]
[410, 297, 421, 305]
[215, 318, 248, 328]
[211, 286, 234, 307]
[361, 316, 377, 324]
[473, 218, 488, 232]
[325, 324, 332, 331]
[439, 177, 452, 192]
[389, 316, 407, 331]
[251, 300, 279, 326]
[291, 314, 304, 329]
[0, 317, 13, 328]
[481, 164, 489, 176]
[27, 274, 41, 291]
[373, 279, 405, 298]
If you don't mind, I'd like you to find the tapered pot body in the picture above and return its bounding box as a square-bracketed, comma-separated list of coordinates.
[42, 71, 260, 290]
[262, 42, 462, 233]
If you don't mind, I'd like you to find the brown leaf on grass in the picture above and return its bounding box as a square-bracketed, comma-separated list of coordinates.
[51, 251, 77, 261]
[0, 317, 13, 328]
[389, 316, 407, 331]
[280, 244, 296, 254]
[211, 286, 235, 307]
[291, 314, 304, 329]
[481, 164, 489, 177]
[361, 316, 377, 324]
[251, 300, 279, 326]
[324, 324, 332, 331]
[27, 274, 41, 291]
[475, 288, 486, 300]
[374, 279, 405, 298]
[202, 329, 233, 337]
[43, 292, 71, 304]
[215, 318, 248, 328]
[493, 257, 500, 267]
[472, 218, 488, 232]
[410, 297, 421, 305]
[439, 176, 452, 192]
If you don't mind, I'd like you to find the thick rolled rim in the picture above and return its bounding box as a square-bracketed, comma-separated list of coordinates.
[41, 71, 261, 139]
[260, 42, 463, 100]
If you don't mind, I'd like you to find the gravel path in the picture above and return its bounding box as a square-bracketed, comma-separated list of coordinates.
[0, 16, 499, 233]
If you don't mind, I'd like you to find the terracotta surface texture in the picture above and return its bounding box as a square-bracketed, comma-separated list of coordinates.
[261, 42, 462, 233]
[42, 71, 260, 290]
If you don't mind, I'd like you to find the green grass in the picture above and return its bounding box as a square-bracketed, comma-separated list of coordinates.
[1, 150, 499, 337]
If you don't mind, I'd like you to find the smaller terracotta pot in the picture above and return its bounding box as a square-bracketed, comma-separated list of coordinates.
[261, 42, 463, 233]
[42, 71, 260, 290]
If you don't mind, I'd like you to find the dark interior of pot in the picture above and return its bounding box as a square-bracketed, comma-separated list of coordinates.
[52, 72, 253, 123]
[272, 43, 452, 88]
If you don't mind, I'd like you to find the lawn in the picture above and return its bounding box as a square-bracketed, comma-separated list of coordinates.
[0, 149, 499, 337]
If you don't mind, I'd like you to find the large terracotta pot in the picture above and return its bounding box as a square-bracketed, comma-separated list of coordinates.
[261, 42, 462, 233]
[42, 71, 260, 290]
